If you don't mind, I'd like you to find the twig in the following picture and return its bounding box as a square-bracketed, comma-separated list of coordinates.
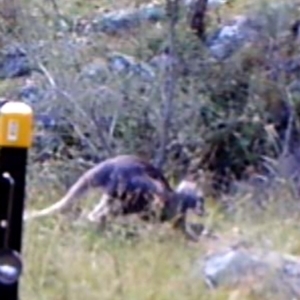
[108, 110, 119, 142]
[282, 88, 296, 157]
[37, 61, 114, 157]
[37, 61, 57, 88]
[89, 101, 115, 156]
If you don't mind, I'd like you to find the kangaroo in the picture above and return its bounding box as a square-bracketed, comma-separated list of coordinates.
[24, 155, 205, 238]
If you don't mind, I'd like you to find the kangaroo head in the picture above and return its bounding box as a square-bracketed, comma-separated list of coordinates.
[174, 179, 205, 216]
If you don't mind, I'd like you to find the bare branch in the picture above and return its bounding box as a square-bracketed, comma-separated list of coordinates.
[37, 61, 114, 157]
[88, 101, 115, 156]
[282, 88, 296, 157]
[36, 61, 57, 88]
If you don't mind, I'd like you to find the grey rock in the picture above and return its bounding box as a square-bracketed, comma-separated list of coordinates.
[0, 46, 32, 79]
[207, 15, 260, 60]
[107, 52, 156, 81]
[79, 52, 156, 82]
[18, 84, 43, 105]
[33, 133, 61, 162]
[89, 4, 166, 35]
[184, 0, 230, 9]
[193, 247, 300, 299]
[80, 61, 109, 83]
[205, 2, 298, 61]
[35, 114, 57, 129]
[200, 248, 267, 288]
[82, 0, 230, 36]
[139, 4, 166, 22]
[18, 83, 58, 130]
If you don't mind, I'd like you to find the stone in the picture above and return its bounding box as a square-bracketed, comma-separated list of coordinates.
[89, 4, 166, 35]
[107, 52, 156, 81]
[78, 0, 230, 36]
[200, 247, 267, 288]
[193, 246, 300, 299]
[206, 15, 260, 60]
[0, 45, 32, 79]
[183, 0, 230, 8]
[18, 83, 43, 105]
[79, 60, 109, 83]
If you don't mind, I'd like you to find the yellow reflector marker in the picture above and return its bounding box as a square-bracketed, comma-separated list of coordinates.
[0, 102, 33, 148]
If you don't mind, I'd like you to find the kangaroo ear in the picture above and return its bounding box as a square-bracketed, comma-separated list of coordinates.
[176, 178, 205, 201]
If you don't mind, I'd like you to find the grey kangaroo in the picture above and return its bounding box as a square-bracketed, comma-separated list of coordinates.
[24, 155, 205, 239]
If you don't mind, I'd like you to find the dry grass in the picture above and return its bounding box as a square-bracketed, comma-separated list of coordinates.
[22, 188, 204, 300]
[20, 181, 300, 300]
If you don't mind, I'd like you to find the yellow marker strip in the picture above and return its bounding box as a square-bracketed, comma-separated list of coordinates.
[0, 102, 33, 148]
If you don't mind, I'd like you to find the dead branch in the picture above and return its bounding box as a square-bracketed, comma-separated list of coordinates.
[89, 101, 115, 156]
[37, 61, 114, 157]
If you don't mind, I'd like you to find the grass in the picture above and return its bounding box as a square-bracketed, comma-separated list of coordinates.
[20, 182, 300, 300]
[22, 210, 204, 300]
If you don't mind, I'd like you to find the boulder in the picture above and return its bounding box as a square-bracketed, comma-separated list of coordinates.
[206, 15, 261, 60]
[107, 52, 156, 81]
[77, 0, 229, 36]
[0, 45, 32, 79]
[193, 246, 300, 299]
[89, 4, 166, 35]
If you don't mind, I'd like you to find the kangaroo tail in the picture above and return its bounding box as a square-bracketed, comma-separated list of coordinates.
[24, 171, 95, 221]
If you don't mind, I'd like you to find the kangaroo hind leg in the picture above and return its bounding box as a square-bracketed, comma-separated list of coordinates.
[87, 193, 113, 226]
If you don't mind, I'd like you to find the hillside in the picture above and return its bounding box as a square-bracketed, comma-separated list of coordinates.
[0, 0, 300, 299]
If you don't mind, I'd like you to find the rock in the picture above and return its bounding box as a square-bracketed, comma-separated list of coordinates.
[79, 53, 156, 82]
[138, 4, 166, 22]
[78, 0, 231, 36]
[31, 113, 59, 161]
[193, 246, 300, 299]
[32, 133, 61, 162]
[206, 15, 261, 60]
[205, 2, 299, 61]
[183, 0, 230, 8]
[35, 114, 57, 129]
[89, 4, 166, 35]
[18, 80, 59, 133]
[18, 82, 43, 105]
[18, 81, 58, 127]
[207, 0, 230, 8]
[107, 52, 156, 81]
[199, 247, 267, 288]
[79, 60, 109, 83]
[0, 46, 32, 79]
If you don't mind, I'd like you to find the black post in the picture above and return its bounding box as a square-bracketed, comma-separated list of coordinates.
[0, 101, 33, 300]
